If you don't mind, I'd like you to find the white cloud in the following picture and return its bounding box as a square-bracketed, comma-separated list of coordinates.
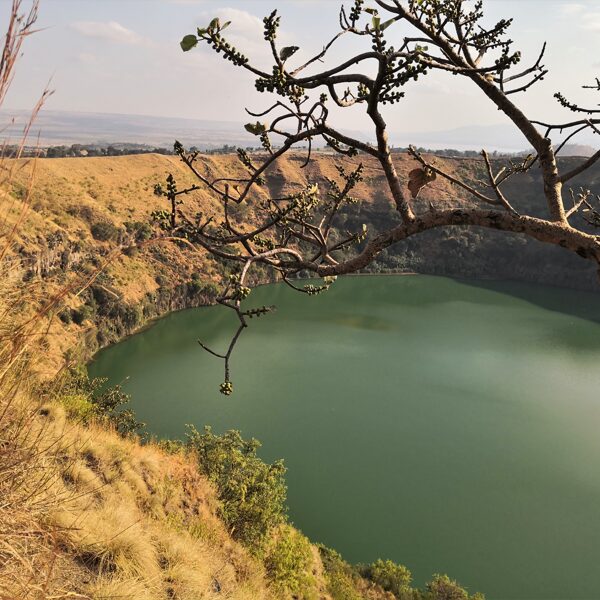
[70, 21, 144, 45]
[560, 3, 586, 15]
[77, 53, 97, 64]
[581, 13, 600, 31]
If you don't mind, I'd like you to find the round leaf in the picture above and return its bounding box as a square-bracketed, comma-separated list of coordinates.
[180, 35, 198, 52]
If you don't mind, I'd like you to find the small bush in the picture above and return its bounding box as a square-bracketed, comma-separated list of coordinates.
[360, 558, 412, 598]
[56, 367, 144, 437]
[186, 425, 287, 552]
[60, 391, 96, 421]
[156, 438, 185, 454]
[424, 574, 485, 600]
[125, 220, 153, 242]
[71, 302, 95, 325]
[93, 383, 145, 437]
[264, 525, 315, 597]
[58, 308, 72, 324]
[91, 220, 121, 242]
[318, 545, 362, 600]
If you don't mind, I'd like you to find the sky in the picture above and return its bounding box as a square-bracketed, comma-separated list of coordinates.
[3, 0, 600, 143]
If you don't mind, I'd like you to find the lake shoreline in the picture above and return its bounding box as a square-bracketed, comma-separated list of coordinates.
[88, 269, 600, 367]
[90, 275, 600, 599]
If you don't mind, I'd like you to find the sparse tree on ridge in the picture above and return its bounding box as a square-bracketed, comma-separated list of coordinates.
[155, 0, 600, 392]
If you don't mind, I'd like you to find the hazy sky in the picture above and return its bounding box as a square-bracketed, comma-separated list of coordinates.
[4, 0, 600, 138]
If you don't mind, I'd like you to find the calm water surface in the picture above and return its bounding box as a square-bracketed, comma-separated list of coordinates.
[89, 276, 600, 600]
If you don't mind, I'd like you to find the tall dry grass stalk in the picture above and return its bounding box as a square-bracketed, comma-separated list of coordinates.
[0, 2, 72, 598]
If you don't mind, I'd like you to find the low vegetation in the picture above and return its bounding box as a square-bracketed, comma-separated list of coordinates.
[1, 346, 487, 599]
[4, 148, 592, 598]
[186, 426, 287, 552]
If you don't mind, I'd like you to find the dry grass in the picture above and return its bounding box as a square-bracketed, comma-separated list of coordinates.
[0, 3, 274, 597]
[2, 377, 284, 599]
[0, 5, 389, 598]
[37, 413, 277, 599]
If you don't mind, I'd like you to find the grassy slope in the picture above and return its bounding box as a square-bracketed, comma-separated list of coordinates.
[11, 151, 599, 374]
[7, 149, 594, 599]
[1, 153, 403, 600]
[31, 403, 276, 600]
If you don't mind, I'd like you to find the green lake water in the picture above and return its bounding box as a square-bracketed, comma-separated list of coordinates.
[88, 275, 600, 600]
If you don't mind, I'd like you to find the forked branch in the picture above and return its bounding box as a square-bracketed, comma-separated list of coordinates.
[155, 0, 600, 393]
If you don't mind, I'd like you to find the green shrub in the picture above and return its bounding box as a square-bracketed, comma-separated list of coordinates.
[186, 425, 287, 552]
[55, 366, 144, 437]
[58, 308, 72, 324]
[71, 302, 95, 325]
[156, 438, 185, 454]
[360, 558, 412, 598]
[125, 220, 153, 242]
[424, 574, 484, 600]
[318, 545, 362, 600]
[92, 382, 144, 437]
[264, 525, 315, 597]
[60, 391, 96, 421]
[91, 220, 121, 242]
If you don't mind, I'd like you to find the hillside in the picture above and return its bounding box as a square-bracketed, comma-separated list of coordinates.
[7, 149, 590, 600]
[6, 151, 598, 373]
[2, 364, 409, 600]
[0, 152, 496, 600]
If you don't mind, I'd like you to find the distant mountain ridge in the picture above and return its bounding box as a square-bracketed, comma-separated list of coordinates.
[0, 109, 257, 149]
[2, 109, 598, 156]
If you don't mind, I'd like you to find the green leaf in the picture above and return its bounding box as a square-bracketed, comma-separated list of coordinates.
[197, 27, 208, 36]
[244, 121, 268, 135]
[279, 45, 299, 62]
[364, 7, 378, 14]
[221, 20, 232, 31]
[372, 15, 381, 29]
[209, 17, 220, 30]
[180, 34, 198, 52]
[380, 17, 396, 31]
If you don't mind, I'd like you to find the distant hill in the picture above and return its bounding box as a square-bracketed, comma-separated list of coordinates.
[557, 144, 597, 157]
[0, 109, 257, 149]
[3, 109, 598, 155]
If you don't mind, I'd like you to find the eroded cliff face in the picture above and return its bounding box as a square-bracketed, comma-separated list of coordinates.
[7, 151, 598, 371]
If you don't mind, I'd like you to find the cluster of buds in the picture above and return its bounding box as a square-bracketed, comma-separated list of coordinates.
[150, 209, 173, 231]
[259, 131, 272, 153]
[349, 0, 364, 26]
[180, 18, 248, 67]
[228, 273, 251, 301]
[357, 83, 370, 102]
[255, 65, 306, 103]
[251, 234, 276, 251]
[204, 20, 248, 67]
[220, 381, 233, 395]
[380, 54, 429, 105]
[323, 134, 358, 157]
[244, 305, 276, 319]
[236, 148, 255, 171]
[173, 140, 185, 156]
[355, 223, 368, 244]
[263, 9, 280, 41]
[303, 275, 337, 296]
[235, 285, 251, 301]
[290, 184, 320, 220]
